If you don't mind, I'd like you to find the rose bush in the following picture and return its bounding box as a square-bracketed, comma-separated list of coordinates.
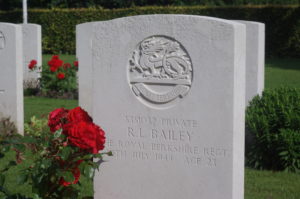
[0, 107, 111, 199]
[40, 55, 78, 99]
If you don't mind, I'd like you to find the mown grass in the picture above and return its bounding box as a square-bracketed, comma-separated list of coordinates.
[265, 58, 300, 88]
[24, 96, 78, 123]
[245, 169, 300, 199]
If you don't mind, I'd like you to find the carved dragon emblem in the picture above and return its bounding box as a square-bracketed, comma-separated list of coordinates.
[130, 37, 191, 80]
[128, 36, 193, 108]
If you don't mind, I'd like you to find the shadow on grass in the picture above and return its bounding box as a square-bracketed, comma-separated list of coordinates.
[266, 58, 300, 70]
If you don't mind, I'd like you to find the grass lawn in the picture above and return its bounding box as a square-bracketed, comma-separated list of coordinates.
[2, 56, 299, 198]
[245, 169, 300, 199]
[24, 96, 78, 123]
[265, 58, 300, 88]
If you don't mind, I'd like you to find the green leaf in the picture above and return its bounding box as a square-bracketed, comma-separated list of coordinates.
[60, 146, 72, 161]
[83, 165, 95, 179]
[62, 171, 74, 182]
[50, 175, 57, 183]
[16, 173, 28, 185]
[54, 129, 63, 138]
[93, 153, 102, 159]
[32, 194, 42, 199]
[0, 174, 5, 187]
[14, 144, 26, 152]
[40, 159, 51, 169]
[7, 161, 17, 167]
[21, 136, 37, 144]
[35, 174, 44, 184]
[1, 145, 10, 153]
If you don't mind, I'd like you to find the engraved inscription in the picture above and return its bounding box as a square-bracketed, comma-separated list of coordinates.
[128, 36, 193, 108]
[0, 31, 5, 50]
[106, 115, 231, 168]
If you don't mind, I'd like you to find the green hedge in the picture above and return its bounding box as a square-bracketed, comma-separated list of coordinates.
[0, 5, 300, 57]
[1, 0, 299, 10]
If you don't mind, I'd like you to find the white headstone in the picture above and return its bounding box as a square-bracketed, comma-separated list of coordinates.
[77, 15, 246, 199]
[0, 23, 24, 135]
[21, 23, 42, 87]
[77, 24, 93, 114]
[236, 21, 265, 104]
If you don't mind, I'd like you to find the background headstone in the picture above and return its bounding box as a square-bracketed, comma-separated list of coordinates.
[236, 21, 265, 104]
[77, 15, 246, 199]
[21, 23, 42, 88]
[0, 23, 24, 135]
[77, 23, 94, 114]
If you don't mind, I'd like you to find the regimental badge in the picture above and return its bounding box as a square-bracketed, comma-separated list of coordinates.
[0, 31, 5, 50]
[128, 36, 193, 108]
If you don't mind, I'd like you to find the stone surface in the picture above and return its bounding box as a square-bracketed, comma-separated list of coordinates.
[236, 20, 265, 104]
[77, 15, 246, 199]
[0, 23, 24, 134]
[21, 23, 42, 88]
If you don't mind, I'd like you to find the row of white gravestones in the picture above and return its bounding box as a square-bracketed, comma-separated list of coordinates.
[77, 15, 265, 199]
[21, 23, 42, 88]
[0, 23, 24, 135]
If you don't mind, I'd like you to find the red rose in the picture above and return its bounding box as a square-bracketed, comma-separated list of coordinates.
[48, 108, 69, 132]
[57, 72, 65, 80]
[28, 59, 37, 70]
[50, 66, 57, 72]
[65, 121, 105, 154]
[48, 55, 63, 71]
[73, 61, 78, 67]
[67, 107, 92, 123]
[59, 167, 80, 187]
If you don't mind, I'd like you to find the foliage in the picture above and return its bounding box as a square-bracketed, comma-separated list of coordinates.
[246, 87, 300, 172]
[0, 118, 17, 138]
[0, 107, 111, 199]
[24, 116, 49, 137]
[0, 0, 299, 10]
[40, 55, 78, 99]
[0, 118, 28, 198]
[1, 6, 300, 58]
